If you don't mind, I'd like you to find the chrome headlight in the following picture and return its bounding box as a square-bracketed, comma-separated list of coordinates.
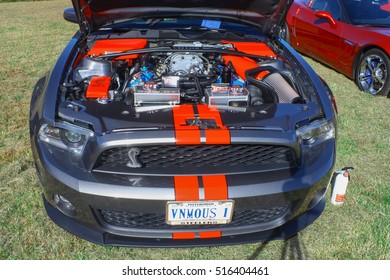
[297, 119, 335, 146]
[38, 123, 94, 156]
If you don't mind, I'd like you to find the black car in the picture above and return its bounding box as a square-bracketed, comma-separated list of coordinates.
[29, 0, 337, 247]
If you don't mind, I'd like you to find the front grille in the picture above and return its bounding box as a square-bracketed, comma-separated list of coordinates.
[97, 205, 289, 230]
[93, 145, 296, 171]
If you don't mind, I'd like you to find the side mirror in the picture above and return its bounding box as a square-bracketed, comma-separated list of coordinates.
[314, 10, 337, 27]
[63, 8, 78, 24]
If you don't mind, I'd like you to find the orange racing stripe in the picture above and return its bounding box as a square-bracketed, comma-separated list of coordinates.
[172, 175, 228, 240]
[174, 175, 229, 201]
[202, 175, 229, 200]
[196, 105, 230, 144]
[172, 231, 222, 239]
[174, 176, 199, 201]
[199, 231, 222, 239]
[172, 105, 201, 145]
[172, 100, 230, 238]
[173, 105, 231, 145]
[172, 232, 196, 240]
[173, 175, 198, 240]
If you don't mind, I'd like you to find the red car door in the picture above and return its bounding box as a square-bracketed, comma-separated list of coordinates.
[291, 0, 345, 69]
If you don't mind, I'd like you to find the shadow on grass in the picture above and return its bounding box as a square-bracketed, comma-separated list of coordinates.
[280, 234, 308, 260]
[247, 233, 308, 260]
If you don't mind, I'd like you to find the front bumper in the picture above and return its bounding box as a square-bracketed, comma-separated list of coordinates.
[33, 133, 335, 247]
[43, 194, 326, 247]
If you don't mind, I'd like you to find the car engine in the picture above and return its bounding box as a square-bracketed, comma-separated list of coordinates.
[64, 40, 303, 108]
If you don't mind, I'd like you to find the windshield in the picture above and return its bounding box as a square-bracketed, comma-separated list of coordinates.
[343, 0, 390, 26]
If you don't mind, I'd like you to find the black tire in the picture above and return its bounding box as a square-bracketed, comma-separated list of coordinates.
[355, 48, 390, 96]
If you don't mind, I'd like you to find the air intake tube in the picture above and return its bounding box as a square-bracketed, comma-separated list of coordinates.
[245, 66, 302, 103]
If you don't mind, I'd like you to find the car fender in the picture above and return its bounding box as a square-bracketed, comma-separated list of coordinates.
[340, 26, 390, 78]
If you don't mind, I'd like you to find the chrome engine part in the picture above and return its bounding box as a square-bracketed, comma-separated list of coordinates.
[204, 83, 249, 106]
[166, 53, 205, 76]
[133, 86, 180, 106]
[74, 57, 112, 82]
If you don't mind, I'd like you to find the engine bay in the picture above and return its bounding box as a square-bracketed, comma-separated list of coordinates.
[63, 39, 305, 108]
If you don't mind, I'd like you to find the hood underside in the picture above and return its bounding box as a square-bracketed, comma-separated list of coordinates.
[71, 0, 292, 35]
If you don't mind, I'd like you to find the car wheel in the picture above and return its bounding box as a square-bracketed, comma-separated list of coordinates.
[279, 23, 290, 44]
[356, 49, 390, 96]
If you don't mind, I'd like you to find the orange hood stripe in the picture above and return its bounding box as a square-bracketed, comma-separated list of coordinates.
[172, 105, 230, 145]
[197, 105, 230, 145]
[172, 105, 201, 145]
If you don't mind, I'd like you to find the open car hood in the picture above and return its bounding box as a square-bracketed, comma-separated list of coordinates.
[71, 0, 292, 37]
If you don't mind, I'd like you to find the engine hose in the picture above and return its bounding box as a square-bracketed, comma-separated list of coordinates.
[183, 94, 203, 102]
[122, 61, 141, 95]
[183, 89, 200, 96]
[180, 77, 204, 102]
[194, 76, 204, 99]
[245, 67, 279, 103]
[179, 77, 215, 89]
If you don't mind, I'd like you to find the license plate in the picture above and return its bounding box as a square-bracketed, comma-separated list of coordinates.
[166, 200, 234, 225]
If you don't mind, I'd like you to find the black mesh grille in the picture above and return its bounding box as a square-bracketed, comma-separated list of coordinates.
[97, 205, 289, 230]
[94, 145, 296, 170]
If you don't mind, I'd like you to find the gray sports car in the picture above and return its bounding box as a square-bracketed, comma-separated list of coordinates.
[29, 0, 337, 247]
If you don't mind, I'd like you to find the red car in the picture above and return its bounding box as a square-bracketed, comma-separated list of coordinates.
[285, 0, 390, 97]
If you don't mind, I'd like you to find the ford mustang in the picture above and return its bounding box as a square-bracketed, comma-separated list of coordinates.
[285, 0, 390, 97]
[29, 0, 337, 247]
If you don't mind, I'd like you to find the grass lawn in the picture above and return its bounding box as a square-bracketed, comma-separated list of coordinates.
[0, 0, 389, 260]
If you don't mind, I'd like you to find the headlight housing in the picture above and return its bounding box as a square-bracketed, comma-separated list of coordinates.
[297, 119, 335, 146]
[38, 122, 94, 156]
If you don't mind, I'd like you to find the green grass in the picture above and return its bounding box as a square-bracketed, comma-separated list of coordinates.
[0, 0, 389, 260]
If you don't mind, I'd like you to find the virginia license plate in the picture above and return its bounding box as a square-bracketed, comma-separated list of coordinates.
[166, 200, 234, 225]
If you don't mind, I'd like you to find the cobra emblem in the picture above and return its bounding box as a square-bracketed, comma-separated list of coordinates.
[127, 147, 142, 168]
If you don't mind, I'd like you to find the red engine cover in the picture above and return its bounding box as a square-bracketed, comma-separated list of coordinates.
[86, 76, 111, 99]
[87, 39, 148, 61]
